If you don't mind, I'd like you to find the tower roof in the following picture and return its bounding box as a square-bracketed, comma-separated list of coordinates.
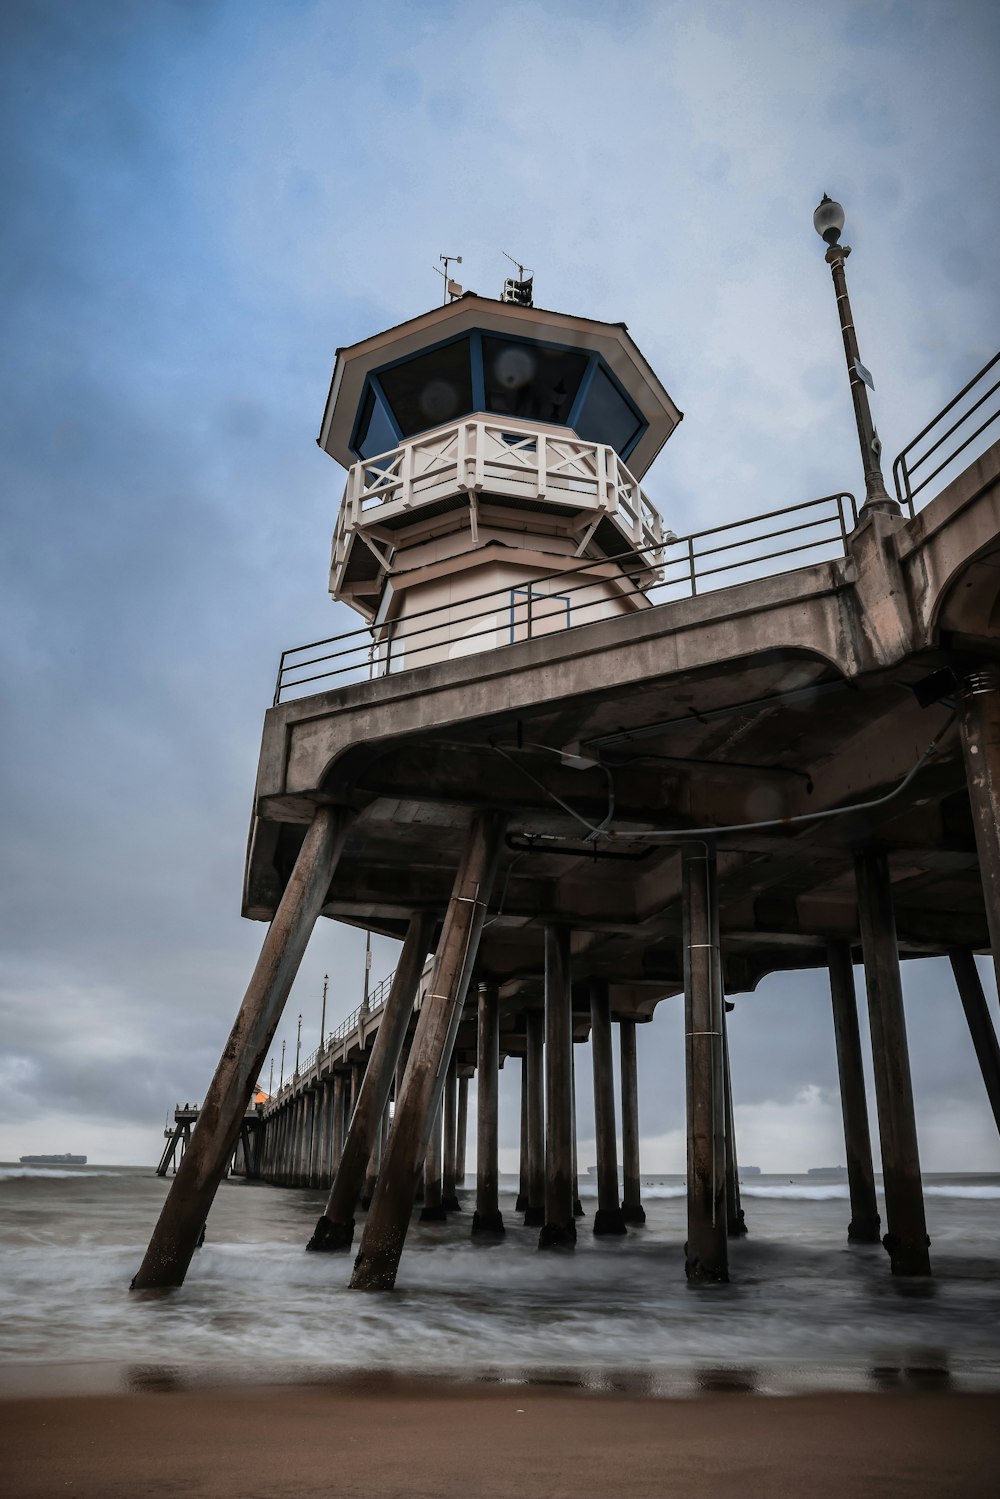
[318, 295, 682, 480]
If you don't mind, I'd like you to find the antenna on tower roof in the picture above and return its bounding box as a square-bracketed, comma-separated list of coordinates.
[434, 253, 463, 305]
[501, 250, 533, 306]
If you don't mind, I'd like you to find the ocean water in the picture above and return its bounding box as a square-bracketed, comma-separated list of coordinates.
[1, 1165, 998, 1397]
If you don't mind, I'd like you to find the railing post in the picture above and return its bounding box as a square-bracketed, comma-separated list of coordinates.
[399, 442, 413, 510]
[536, 432, 547, 501]
[473, 419, 485, 492]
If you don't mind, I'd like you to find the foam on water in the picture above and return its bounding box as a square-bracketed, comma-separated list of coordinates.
[0, 1168, 121, 1181]
[0, 1167, 998, 1395]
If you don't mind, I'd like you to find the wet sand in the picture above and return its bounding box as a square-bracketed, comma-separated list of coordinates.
[1, 1382, 999, 1498]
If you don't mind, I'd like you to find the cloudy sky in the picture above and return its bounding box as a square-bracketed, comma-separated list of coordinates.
[2, 0, 999, 1173]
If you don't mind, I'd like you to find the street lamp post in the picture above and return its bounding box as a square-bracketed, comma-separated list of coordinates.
[279, 1040, 285, 1090]
[813, 194, 900, 519]
[320, 973, 328, 1052]
[295, 1013, 302, 1077]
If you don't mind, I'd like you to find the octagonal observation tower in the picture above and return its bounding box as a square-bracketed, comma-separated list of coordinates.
[319, 292, 683, 672]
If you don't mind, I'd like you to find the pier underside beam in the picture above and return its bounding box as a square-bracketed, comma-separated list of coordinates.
[131, 805, 353, 1290]
[350, 812, 505, 1290]
[472, 981, 504, 1238]
[855, 849, 931, 1276]
[308, 912, 432, 1251]
[539, 924, 576, 1250]
[590, 979, 626, 1236]
[827, 941, 881, 1243]
[949, 949, 1000, 1137]
[619, 1020, 645, 1225]
[683, 842, 728, 1284]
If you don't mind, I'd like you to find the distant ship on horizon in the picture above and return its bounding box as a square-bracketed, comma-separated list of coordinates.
[18, 1153, 87, 1165]
[807, 1165, 846, 1176]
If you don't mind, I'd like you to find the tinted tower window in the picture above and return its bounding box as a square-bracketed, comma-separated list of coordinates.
[378, 339, 473, 437]
[483, 338, 588, 424]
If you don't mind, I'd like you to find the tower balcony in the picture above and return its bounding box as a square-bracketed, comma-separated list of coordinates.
[329, 414, 670, 620]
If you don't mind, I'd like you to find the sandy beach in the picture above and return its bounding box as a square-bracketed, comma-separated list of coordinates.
[2, 1383, 999, 1499]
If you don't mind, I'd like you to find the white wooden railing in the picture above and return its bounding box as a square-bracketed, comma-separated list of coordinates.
[331, 416, 665, 578]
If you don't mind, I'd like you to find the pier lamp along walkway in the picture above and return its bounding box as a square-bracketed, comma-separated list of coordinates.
[135, 241, 1000, 1295]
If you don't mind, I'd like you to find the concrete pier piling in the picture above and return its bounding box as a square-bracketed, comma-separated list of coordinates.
[132, 805, 353, 1290]
[855, 849, 931, 1276]
[308, 913, 432, 1251]
[442, 1059, 460, 1211]
[359, 1126, 380, 1210]
[683, 842, 728, 1283]
[516, 1054, 529, 1212]
[949, 950, 1000, 1135]
[524, 1009, 545, 1227]
[539, 925, 576, 1250]
[827, 941, 881, 1243]
[571, 1051, 584, 1218]
[619, 1020, 645, 1225]
[958, 668, 1000, 998]
[590, 979, 626, 1236]
[721, 1006, 747, 1238]
[350, 812, 504, 1290]
[421, 1098, 447, 1221]
[455, 1073, 469, 1196]
[472, 981, 504, 1238]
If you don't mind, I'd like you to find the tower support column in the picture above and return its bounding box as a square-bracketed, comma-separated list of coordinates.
[308, 913, 433, 1251]
[619, 1020, 645, 1224]
[855, 848, 931, 1275]
[131, 805, 353, 1290]
[524, 1010, 545, 1226]
[539, 925, 576, 1249]
[949, 950, 1000, 1137]
[683, 842, 728, 1283]
[827, 941, 881, 1242]
[350, 812, 505, 1290]
[590, 979, 626, 1236]
[472, 981, 504, 1238]
[442, 1058, 460, 1211]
